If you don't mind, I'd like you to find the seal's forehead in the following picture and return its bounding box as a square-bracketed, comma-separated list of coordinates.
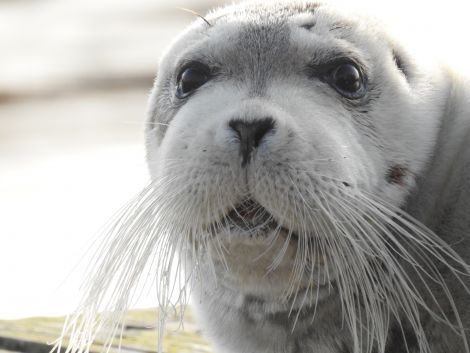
[174, 2, 361, 65]
[205, 2, 355, 34]
[160, 1, 370, 95]
[157, 3, 370, 94]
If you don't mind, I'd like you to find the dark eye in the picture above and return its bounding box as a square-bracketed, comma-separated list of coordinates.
[329, 62, 365, 99]
[176, 64, 210, 98]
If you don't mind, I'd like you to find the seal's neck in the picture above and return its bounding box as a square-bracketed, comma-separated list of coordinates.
[405, 73, 470, 233]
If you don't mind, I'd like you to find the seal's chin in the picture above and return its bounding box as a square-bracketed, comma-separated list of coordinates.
[215, 199, 298, 241]
[203, 199, 333, 300]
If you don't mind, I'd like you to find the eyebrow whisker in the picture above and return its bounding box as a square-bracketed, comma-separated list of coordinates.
[176, 7, 212, 27]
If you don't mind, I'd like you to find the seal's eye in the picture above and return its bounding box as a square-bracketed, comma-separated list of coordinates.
[329, 62, 365, 99]
[176, 64, 210, 98]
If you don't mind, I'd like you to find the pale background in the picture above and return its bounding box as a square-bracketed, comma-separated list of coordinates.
[1, 0, 469, 320]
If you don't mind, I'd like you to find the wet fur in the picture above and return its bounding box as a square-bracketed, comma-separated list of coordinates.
[55, 2, 470, 353]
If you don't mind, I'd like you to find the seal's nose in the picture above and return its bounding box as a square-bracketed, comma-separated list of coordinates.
[228, 117, 275, 167]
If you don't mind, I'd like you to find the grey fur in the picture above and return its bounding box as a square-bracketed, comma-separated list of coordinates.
[143, 2, 470, 353]
[54, 2, 470, 353]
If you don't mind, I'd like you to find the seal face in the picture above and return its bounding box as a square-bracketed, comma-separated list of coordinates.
[47, 3, 470, 353]
[142, 2, 470, 353]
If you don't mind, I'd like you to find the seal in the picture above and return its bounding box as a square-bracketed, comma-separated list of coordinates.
[57, 2, 470, 353]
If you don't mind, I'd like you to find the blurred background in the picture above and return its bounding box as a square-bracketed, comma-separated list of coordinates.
[0, 0, 232, 321]
[1, 0, 469, 326]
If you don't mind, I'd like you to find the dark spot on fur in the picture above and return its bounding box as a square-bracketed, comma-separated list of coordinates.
[387, 165, 408, 185]
[342, 181, 351, 187]
[392, 50, 407, 77]
[300, 22, 315, 30]
[244, 294, 265, 307]
[330, 24, 344, 31]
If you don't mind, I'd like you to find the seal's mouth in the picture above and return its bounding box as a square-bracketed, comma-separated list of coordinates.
[217, 199, 297, 239]
[225, 199, 274, 230]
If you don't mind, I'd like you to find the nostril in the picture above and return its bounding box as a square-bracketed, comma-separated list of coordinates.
[228, 117, 276, 166]
[254, 118, 276, 147]
[229, 117, 276, 146]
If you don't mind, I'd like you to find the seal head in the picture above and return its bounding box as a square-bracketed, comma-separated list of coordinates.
[142, 2, 469, 353]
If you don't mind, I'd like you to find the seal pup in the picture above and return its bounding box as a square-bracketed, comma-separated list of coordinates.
[56, 2, 470, 353]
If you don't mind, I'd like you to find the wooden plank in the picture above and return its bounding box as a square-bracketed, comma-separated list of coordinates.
[0, 307, 212, 353]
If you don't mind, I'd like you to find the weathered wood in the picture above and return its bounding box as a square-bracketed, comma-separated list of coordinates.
[0, 307, 212, 353]
[0, 337, 70, 353]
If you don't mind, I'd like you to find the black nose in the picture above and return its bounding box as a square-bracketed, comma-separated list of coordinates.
[228, 117, 275, 167]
